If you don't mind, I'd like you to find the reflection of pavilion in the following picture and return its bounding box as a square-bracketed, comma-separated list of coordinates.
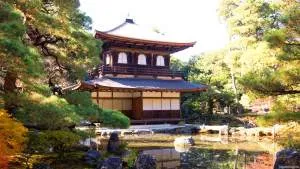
[142, 148, 181, 169]
[142, 147, 275, 169]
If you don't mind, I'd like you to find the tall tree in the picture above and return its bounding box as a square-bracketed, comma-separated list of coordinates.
[0, 1, 130, 165]
[0, 0, 129, 131]
[219, 0, 300, 96]
[182, 51, 237, 117]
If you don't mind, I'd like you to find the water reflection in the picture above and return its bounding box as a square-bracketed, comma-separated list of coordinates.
[98, 134, 278, 169]
[142, 147, 274, 169]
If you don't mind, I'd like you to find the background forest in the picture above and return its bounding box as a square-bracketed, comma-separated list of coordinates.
[0, 0, 299, 168]
[173, 0, 299, 126]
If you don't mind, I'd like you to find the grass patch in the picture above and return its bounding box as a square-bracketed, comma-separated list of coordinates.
[257, 112, 300, 126]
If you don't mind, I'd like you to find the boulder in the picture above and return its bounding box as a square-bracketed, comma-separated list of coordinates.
[84, 150, 101, 165]
[274, 149, 300, 169]
[135, 154, 156, 169]
[174, 136, 195, 147]
[100, 156, 122, 169]
[120, 130, 133, 136]
[174, 144, 191, 153]
[107, 132, 120, 153]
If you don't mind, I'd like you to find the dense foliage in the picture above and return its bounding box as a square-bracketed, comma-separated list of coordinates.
[173, 53, 242, 123]
[0, 1, 129, 126]
[0, 109, 27, 169]
[178, 0, 299, 125]
[0, 0, 129, 165]
[64, 91, 130, 128]
[218, 0, 299, 124]
[257, 95, 300, 126]
[219, 0, 299, 96]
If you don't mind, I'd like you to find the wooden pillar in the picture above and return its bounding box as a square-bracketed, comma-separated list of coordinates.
[151, 53, 154, 66]
[96, 89, 99, 104]
[111, 51, 114, 67]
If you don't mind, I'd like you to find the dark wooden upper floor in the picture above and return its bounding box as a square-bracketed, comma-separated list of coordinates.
[98, 49, 184, 77]
[99, 65, 183, 77]
[94, 19, 196, 78]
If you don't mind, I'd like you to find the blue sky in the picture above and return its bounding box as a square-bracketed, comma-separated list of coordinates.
[79, 0, 229, 61]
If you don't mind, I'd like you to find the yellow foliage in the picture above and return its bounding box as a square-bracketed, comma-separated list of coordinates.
[0, 109, 27, 168]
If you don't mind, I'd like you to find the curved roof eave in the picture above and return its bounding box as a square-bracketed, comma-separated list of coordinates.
[95, 30, 196, 48]
[80, 78, 208, 92]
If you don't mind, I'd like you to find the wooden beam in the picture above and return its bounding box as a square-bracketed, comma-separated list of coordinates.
[110, 46, 170, 55]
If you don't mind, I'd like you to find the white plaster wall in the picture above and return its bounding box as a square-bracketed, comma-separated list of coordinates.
[143, 98, 177, 110]
[162, 92, 180, 98]
[143, 91, 161, 97]
[91, 92, 97, 97]
[98, 99, 132, 110]
[99, 92, 112, 98]
[171, 99, 180, 110]
[162, 99, 171, 110]
[113, 92, 132, 98]
[143, 99, 153, 110]
[92, 98, 98, 104]
[153, 99, 162, 110]
[133, 92, 141, 97]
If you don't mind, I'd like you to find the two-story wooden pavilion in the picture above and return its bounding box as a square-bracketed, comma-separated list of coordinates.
[80, 18, 207, 124]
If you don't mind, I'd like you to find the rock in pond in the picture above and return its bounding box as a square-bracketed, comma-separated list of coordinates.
[84, 150, 101, 165]
[274, 149, 300, 169]
[174, 144, 191, 153]
[174, 136, 195, 147]
[107, 132, 120, 153]
[135, 154, 157, 169]
[99, 156, 122, 169]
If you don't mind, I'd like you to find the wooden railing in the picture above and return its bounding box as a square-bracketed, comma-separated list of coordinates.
[100, 65, 183, 77]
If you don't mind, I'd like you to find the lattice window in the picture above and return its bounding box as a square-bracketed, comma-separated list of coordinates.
[138, 54, 147, 65]
[118, 52, 127, 64]
[105, 54, 111, 65]
[156, 55, 165, 66]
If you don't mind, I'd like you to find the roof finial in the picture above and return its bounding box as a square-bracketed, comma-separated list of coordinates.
[126, 13, 134, 24]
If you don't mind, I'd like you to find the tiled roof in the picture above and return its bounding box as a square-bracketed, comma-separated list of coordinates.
[83, 77, 207, 92]
[95, 19, 195, 45]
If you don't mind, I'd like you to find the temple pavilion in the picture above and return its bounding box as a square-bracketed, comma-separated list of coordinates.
[80, 18, 207, 124]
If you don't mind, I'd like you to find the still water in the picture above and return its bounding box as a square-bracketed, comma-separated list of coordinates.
[100, 134, 280, 169]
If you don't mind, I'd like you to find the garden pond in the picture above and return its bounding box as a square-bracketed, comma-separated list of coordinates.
[98, 133, 281, 169]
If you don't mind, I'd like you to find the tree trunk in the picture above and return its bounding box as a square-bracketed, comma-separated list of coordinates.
[230, 70, 240, 114]
[3, 71, 18, 93]
[208, 98, 214, 114]
[3, 71, 19, 114]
